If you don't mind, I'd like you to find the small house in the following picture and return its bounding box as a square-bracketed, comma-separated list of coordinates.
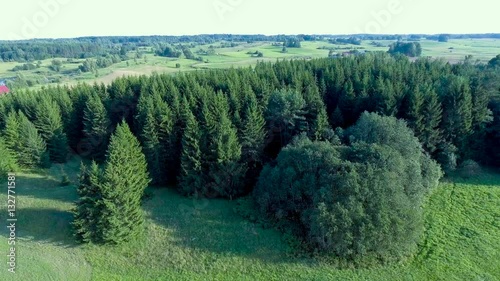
[0, 83, 10, 96]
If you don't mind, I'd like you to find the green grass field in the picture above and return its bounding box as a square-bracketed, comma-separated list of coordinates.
[1, 158, 498, 281]
[2, 39, 500, 91]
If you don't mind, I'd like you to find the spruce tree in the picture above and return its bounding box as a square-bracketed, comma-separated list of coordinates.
[98, 122, 151, 244]
[50, 86, 74, 133]
[405, 86, 425, 138]
[67, 85, 92, 151]
[211, 115, 244, 198]
[0, 137, 19, 179]
[330, 106, 345, 129]
[178, 109, 204, 195]
[240, 94, 266, 164]
[83, 92, 111, 161]
[152, 93, 175, 184]
[4, 111, 49, 168]
[3, 111, 21, 151]
[227, 84, 243, 130]
[73, 161, 103, 243]
[339, 80, 356, 125]
[440, 76, 473, 151]
[311, 106, 331, 141]
[201, 91, 244, 198]
[0, 102, 8, 131]
[33, 98, 68, 163]
[420, 87, 443, 154]
[141, 112, 165, 185]
[136, 92, 174, 185]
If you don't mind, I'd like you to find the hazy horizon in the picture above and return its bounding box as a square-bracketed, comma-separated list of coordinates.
[2, 0, 498, 41]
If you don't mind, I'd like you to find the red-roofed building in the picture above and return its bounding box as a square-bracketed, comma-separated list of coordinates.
[0, 84, 10, 96]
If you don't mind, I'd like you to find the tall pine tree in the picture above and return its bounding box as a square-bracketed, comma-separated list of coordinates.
[178, 108, 204, 195]
[98, 122, 151, 244]
[9, 111, 50, 168]
[33, 98, 68, 163]
[73, 161, 103, 243]
[82, 92, 111, 161]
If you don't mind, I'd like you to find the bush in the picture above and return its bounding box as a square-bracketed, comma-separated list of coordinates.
[254, 114, 442, 264]
[458, 159, 482, 178]
[60, 175, 71, 186]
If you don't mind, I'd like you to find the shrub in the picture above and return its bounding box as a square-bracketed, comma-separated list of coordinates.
[60, 175, 71, 186]
[458, 159, 482, 178]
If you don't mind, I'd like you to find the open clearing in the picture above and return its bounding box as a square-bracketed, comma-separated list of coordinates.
[1, 159, 498, 281]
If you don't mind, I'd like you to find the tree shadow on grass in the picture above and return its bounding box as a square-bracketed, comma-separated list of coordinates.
[1, 208, 78, 248]
[145, 188, 300, 265]
[14, 173, 79, 203]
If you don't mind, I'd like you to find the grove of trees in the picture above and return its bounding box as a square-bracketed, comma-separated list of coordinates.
[255, 112, 442, 263]
[388, 42, 422, 57]
[1, 51, 499, 264]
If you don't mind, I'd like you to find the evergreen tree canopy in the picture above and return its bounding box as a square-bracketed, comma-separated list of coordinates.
[99, 121, 151, 244]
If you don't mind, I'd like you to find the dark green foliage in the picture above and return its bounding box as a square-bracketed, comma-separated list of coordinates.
[438, 34, 449, 42]
[141, 112, 164, 185]
[284, 38, 301, 48]
[33, 98, 69, 163]
[255, 114, 442, 263]
[0, 51, 498, 206]
[178, 109, 204, 195]
[485, 98, 500, 166]
[347, 112, 442, 192]
[439, 76, 473, 155]
[311, 106, 331, 141]
[265, 89, 307, 155]
[330, 106, 344, 128]
[60, 174, 71, 186]
[419, 88, 443, 154]
[182, 46, 196, 60]
[66, 84, 93, 151]
[206, 93, 245, 198]
[3, 111, 21, 151]
[136, 91, 174, 185]
[388, 42, 422, 57]
[74, 122, 150, 245]
[4, 111, 50, 168]
[98, 122, 151, 244]
[0, 137, 19, 178]
[436, 142, 458, 173]
[347, 112, 422, 161]
[488, 54, 500, 68]
[240, 93, 266, 164]
[156, 45, 182, 58]
[200, 91, 244, 198]
[82, 92, 111, 161]
[73, 161, 103, 243]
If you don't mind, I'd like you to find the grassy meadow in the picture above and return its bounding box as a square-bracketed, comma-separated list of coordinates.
[1, 158, 498, 281]
[2, 38, 500, 91]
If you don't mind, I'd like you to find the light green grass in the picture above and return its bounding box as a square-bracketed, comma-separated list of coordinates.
[0, 158, 498, 280]
[2, 39, 500, 89]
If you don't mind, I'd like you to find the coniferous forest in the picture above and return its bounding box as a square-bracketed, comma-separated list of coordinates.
[1, 52, 499, 265]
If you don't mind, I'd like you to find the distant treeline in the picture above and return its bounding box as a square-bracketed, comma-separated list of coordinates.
[2, 33, 500, 62]
[0, 41, 121, 62]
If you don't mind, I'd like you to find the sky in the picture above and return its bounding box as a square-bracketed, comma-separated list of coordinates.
[1, 0, 498, 40]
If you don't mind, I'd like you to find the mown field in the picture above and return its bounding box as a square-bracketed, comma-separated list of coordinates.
[1, 158, 498, 281]
[2, 38, 500, 90]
